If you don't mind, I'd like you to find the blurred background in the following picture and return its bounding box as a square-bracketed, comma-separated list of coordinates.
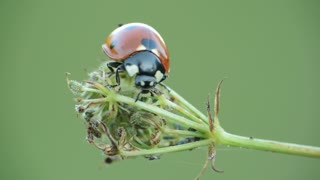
[1, 0, 319, 179]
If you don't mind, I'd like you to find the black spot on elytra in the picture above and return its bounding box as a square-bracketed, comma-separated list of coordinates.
[141, 38, 157, 49]
[110, 40, 118, 49]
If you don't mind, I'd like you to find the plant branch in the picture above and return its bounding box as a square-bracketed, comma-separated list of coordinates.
[167, 86, 209, 124]
[215, 126, 320, 158]
[114, 94, 209, 133]
[120, 139, 212, 157]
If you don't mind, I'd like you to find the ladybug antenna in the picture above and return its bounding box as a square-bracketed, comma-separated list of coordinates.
[134, 91, 142, 102]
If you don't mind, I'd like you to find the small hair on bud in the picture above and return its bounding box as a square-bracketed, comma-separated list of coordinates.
[68, 80, 84, 95]
[75, 105, 85, 113]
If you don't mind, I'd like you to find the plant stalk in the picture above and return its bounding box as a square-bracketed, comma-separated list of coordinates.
[120, 139, 212, 157]
[215, 126, 320, 158]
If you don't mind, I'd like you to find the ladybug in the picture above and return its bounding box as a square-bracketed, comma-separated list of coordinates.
[102, 23, 170, 101]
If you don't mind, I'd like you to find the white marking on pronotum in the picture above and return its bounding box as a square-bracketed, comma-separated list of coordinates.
[151, 49, 160, 56]
[136, 44, 146, 51]
[149, 81, 154, 86]
[125, 64, 139, 76]
[155, 70, 164, 82]
[140, 81, 145, 86]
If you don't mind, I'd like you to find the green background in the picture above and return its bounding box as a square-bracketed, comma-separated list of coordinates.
[1, 0, 319, 179]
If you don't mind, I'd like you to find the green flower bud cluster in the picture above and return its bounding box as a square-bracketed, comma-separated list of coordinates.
[66, 62, 206, 162]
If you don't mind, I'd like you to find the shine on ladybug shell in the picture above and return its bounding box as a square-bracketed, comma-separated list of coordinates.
[102, 23, 170, 73]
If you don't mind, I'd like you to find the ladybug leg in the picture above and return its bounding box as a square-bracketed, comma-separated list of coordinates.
[115, 65, 124, 86]
[157, 74, 170, 92]
[158, 82, 170, 92]
[134, 90, 150, 102]
[107, 62, 124, 87]
[134, 91, 142, 102]
[107, 61, 122, 74]
[159, 74, 168, 83]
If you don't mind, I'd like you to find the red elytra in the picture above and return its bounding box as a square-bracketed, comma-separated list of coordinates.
[102, 23, 170, 73]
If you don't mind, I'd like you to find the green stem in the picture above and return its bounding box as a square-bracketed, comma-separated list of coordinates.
[168, 87, 208, 124]
[114, 94, 209, 133]
[120, 139, 212, 157]
[216, 126, 320, 158]
[82, 87, 105, 95]
[169, 85, 320, 159]
[163, 98, 205, 124]
[162, 129, 207, 138]
[85, 81, 111, 95]
[81, 97, 108, 103]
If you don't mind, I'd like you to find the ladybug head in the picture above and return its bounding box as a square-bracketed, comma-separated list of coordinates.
[134, 74, 157, 90]
[123, 51, 166, 91]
